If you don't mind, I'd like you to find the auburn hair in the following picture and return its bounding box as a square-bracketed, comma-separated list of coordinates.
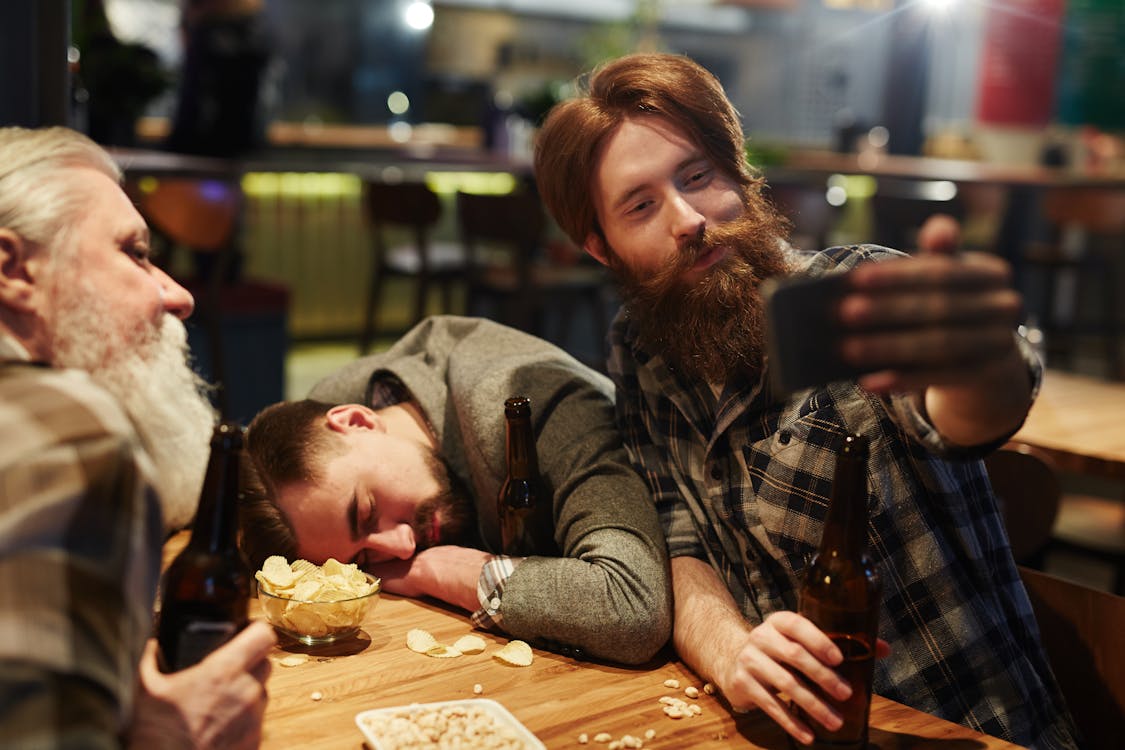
[534, 53, 760, 248]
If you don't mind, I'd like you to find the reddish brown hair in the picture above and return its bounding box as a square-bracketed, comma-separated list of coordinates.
[534, 53, 760, 247]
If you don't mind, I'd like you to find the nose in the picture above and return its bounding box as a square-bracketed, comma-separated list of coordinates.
[156, 268, 195, 320]
[669, 193, 706, 248]
[366, 523, 417, 561]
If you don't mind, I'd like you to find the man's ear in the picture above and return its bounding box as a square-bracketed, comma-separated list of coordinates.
[0, 229, 37, 312]
[583, 232, 611, 267]
[324, 403, 382, 434]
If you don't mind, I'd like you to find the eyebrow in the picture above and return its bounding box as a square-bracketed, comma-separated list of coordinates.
[347, 491, 360, 542]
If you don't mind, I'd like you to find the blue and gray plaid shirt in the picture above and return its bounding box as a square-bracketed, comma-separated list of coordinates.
[607, 245, 1078, 749]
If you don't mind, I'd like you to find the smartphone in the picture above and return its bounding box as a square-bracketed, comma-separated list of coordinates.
[763, 272, 865, 395]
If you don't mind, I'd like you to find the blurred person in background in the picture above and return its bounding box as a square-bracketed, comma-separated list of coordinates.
[0, 126, 273, 749]
[533, 53, 1077, 749]
[166, 0, 273, 157]
[70, 0, 170, 146]
[239, 315, 672, 666]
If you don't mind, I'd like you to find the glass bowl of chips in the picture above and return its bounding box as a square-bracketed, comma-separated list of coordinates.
[255, 556, 380, 645]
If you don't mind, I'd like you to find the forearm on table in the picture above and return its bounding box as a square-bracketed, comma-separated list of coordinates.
[502, 527, 672, 664]
[670, 556, 753, 685]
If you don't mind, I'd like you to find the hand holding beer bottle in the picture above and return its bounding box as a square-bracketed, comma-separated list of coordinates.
[157, 421, 252, 672]
[795, 433, 882, 749]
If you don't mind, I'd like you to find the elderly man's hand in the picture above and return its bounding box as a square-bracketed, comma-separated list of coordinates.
[128, 620, 275, 750]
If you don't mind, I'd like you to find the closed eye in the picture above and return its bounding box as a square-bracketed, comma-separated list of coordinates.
[626, 197, 654, 216]
[360, 492, 379, 536]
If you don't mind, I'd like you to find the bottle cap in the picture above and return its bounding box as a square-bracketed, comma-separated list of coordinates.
[842, 433, 869, 455]
[211, 421, 245, 449]
[504, 396, 531, 417]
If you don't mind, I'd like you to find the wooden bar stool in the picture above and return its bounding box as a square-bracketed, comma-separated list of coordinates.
[988, 441, 1125, 594]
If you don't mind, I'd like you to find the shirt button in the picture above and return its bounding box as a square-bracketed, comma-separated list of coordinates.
[779, 430, 791, 445]
[489, 597, 501, 611]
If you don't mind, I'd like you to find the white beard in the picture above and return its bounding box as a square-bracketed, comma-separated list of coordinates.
[49, 296, 217, 533]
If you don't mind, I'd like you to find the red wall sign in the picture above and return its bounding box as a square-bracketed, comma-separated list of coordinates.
[975, 0, 1067, 127]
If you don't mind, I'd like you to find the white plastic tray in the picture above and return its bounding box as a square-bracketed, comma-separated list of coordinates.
[355, 698, 545, 750]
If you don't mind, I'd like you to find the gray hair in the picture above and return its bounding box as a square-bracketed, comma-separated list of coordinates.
[0, 127, 122, 263]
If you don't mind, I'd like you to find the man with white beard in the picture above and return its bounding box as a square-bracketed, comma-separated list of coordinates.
[0, 126, 274, 749]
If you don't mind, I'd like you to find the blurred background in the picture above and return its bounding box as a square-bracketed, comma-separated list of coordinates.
[3, 0, 1123, 393]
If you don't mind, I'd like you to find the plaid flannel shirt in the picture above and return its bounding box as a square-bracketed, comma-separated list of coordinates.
[607, 245, 1078, 749]
[0, 336, 163, 749]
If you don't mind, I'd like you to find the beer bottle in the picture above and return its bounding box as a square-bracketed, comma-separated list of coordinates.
[797, 433, 881, 749]
[497, 396, 556, 556]
[157, 421, 251, 672]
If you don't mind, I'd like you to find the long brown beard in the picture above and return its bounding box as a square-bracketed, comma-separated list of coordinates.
[609, 190, 794, 382]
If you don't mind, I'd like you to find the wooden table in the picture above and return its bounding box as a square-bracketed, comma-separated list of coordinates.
[254, 592, 1021, 749]
[1014, 369, 1125, 480]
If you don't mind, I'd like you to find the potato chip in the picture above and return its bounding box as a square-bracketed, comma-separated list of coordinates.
[291, 559, 317, 574]
[406, 628, 440, 654]
[453, 635, 486, 654]
[426, 645, 463, 659]
[285, 608, 328, 637]
[291, 578, 325, 602]
[493, 640, 533, 667]
[258, 555, 301, 589]
[321, 558, 349, 577]
[260, 594, 288, 623]
[278, 654, 309, 668]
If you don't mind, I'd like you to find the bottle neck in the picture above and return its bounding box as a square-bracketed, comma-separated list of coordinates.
[504, 414, 538, 480]
[818, 436, 870, 560]
[189, 426, 242, 554]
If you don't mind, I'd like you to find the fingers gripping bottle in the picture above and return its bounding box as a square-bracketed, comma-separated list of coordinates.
[797, 433, 882, 749]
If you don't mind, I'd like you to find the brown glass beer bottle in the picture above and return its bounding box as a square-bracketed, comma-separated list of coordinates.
[157, 421, 251, 672]
[497, 396, 556, 556]
[797, 433, 881, 749]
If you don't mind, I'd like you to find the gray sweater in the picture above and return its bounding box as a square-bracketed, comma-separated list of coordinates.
[309, 316, 671, 664]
